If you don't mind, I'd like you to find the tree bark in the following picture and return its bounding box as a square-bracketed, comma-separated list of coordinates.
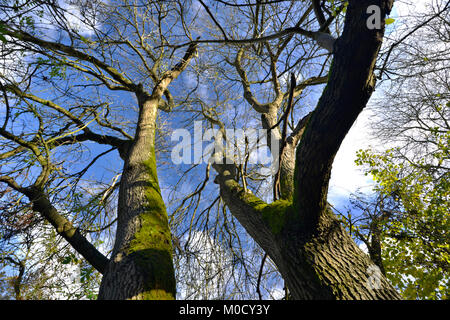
[215, 171, 401, 299]
[278, 210, 399, 299]
[98, 44, 197, 300]
[214, 0, 401, 299]
[98, 94, 176, 300]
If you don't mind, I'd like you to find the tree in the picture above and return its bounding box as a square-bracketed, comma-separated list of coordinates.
[202, 0, 401, 299]
[352, 146, 449, 299]
[0, 0, 198, 299]
[343, 2, 450, 299]
[1, 0, 442, 300]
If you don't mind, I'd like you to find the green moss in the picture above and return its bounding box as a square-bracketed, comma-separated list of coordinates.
[240, 191, 268, 211]
[136, 289, 175, 300]
[279, 174, 294, 201]
[126, 146, 176, 299]
[128, 248, 176, 300]
[127, 204, 176, 298]
[261, 199, 292, 234]
[235, 184, 292, 234]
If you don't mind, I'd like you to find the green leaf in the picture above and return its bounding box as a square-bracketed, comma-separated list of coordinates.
[61, 256, 72, 264]
[385, 18, 395, 25]
[79, 35, 88, 44]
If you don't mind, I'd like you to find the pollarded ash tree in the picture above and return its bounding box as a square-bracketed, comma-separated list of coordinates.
[0, 0, 199, 299]
[186, 0, 405, 299]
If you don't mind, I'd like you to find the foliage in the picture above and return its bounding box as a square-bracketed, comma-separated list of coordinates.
[356, 145, 449, 299]
[347, 2, 450, 299]
[0, 0, 447, 300]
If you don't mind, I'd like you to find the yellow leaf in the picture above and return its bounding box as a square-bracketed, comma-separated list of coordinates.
[385, 18, 395, 25]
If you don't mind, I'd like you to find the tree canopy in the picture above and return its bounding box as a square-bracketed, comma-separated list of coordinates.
[0, 0, 448, 300]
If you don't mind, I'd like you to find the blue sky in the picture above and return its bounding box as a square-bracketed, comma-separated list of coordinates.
[328, 0, 432, 208]
[1, 0, 434, 298]
[0, 0, 425, 239]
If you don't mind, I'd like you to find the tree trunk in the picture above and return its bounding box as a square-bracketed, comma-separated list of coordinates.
[214, 174, 401, 299]
[214, 0, 401, 299]
[98, 43, 197, 300]
[98, 95, 175, 300]
[261, 108, 297, 200]
[278, 210, 399, 299]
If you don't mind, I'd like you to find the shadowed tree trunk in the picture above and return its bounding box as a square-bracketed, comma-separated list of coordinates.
[213, 0, 402, 299]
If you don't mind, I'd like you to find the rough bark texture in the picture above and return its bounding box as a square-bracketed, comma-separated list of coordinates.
[214, 0, 401, 299]
[292, 0, 388, 231]
[279, 210, 399, 299]
[98, 95, 175, 300]
[98, 43, 197, 300]
[215, 173, 401, 299]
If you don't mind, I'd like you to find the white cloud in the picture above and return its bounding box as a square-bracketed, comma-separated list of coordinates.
[392, 0, 431, 19]
[328, 108, 377, 206]
[359, 242, 369, 254]
[62, 2, 101, 36]
[269, 286, 285, 300]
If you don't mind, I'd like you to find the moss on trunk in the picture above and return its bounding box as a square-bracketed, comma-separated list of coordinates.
[99, 99, 176, 300]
